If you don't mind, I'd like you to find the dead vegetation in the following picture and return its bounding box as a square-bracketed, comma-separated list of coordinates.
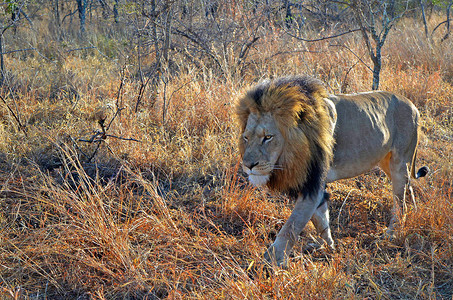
[0, 1, 452, 299]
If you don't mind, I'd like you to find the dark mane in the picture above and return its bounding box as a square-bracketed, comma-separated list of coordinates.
[237, 75, 334, 197]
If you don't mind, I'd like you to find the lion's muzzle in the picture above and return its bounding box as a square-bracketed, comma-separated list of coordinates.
[242, 159, 272, 187]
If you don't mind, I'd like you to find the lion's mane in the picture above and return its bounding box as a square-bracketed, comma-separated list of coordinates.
[236, 76, 334, 198]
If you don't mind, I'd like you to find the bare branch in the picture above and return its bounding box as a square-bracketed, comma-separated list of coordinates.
[239, 37, 259, 60]
[18, 7, 33, 26]
[329, 44, 373, 72]
[263, 49, 326, 63]
[116, 66, 126, 109]
[69, 135, 90, 160]
[106, 107, 125, 132]
[432, 2, 453, 42]
[135, 74, 152, 113]
[66, 46, 96, 52]
[0, 93, 27, 136]
[79, 129, 141, 163]
[172, 26, 223, 71]
[102, 135, 141, 142]
[0, 48, 36, 55]
[61, 9, 78, 24]
[79, 131, 103, 143]
[287, 28, 361, 42]
[432, 20, 448, 37]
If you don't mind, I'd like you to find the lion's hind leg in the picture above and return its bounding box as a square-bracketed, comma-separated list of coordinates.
[386, 152, 414, 237]
[378, 149, 420, 237]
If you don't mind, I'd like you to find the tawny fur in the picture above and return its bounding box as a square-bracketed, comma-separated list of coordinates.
[236, 75, 428, 266]
[236, 77, 334, 193]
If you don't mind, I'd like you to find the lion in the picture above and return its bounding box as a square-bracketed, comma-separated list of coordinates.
[236, 75, 429, 266]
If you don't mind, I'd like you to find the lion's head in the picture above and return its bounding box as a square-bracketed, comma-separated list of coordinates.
[236, 76, 334, 197]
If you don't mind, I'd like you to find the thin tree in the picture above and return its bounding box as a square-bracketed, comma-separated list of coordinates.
[76, 0, 88, 37]
[284, 0, 407, 90]
[113, 0, 120, 23]
[350, 0, 406, 90]
[432, 0, 453, 42]
[420, 0, 429, 39]
[0, 0, 29, 85]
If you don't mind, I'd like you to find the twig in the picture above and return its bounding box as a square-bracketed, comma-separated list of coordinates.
[336, 189, 357, 232]
[105, 135, 141, 142]
[172, 26, 224, 71]
[69, 135, 89, 160]
[86, 138, 103, 163]
[135, 74, 152, 113]
[341, 59, 360, 93]
[78, 131, 103, 143]
[0, 48, 36, 55]
[167, 77, 197, 104]
[66, 46, 96, 53]
[162, 75, 168, 125]
[0, 46, 52, 61]
[80, 135, 141, 143]
[79, 108, 140, 163]
[432, 20, 448, 38]
[329, 43, 373, 72]
[77, 73, 140, 163]
[88, 41, 111, 60]
[264, 49, 326, 62]
[116, 66, 126, 109]
[106, 107, 125, 132]
[79, 132, 141, 163]
[61, 9, 78, 24]
[239, 37, 260, 61]
[1, 2, 29, 35]
[18, 7, 33, 26]
[0, 93, 26, 136]
[26, 43, 52, 61]
[287, 28, 361, 42]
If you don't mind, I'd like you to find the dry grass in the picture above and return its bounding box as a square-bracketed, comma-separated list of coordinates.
[0, 15, 452, 299]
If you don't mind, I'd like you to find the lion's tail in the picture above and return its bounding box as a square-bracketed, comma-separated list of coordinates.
[411, 149, 430, 179]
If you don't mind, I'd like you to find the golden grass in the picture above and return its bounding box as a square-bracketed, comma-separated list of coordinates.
[0, 16, 452, 299]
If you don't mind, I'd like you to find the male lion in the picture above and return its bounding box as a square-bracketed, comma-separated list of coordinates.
[236, 75, 429, 266]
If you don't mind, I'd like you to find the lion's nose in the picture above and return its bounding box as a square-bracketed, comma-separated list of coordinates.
[246, 161, 259, 170]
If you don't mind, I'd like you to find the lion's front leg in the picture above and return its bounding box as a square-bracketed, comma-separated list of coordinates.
[264, 190, 323, 267]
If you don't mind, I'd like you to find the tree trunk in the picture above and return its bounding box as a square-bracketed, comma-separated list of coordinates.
[283, 0, 292, 28]
[151, 0, 160, 74]
[420, 0, 429, 39]
[76, 0, 88, 37]
[113, 0, 119, 23]
[441, 2, 452, 42]
[98, 0, 108, 19]
[0, 33, 4, 85]
[54, 0, 61, 27]
[372, 58, 381, 90]
[372, 42, 382, 90]
[163, 6, 172, 66]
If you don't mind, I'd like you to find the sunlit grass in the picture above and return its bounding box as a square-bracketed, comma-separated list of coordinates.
[0, 16, 452, 299]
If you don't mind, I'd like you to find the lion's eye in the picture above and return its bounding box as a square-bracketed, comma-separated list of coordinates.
[243, 135, 248, 142]
[262, 135, 273, 143]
